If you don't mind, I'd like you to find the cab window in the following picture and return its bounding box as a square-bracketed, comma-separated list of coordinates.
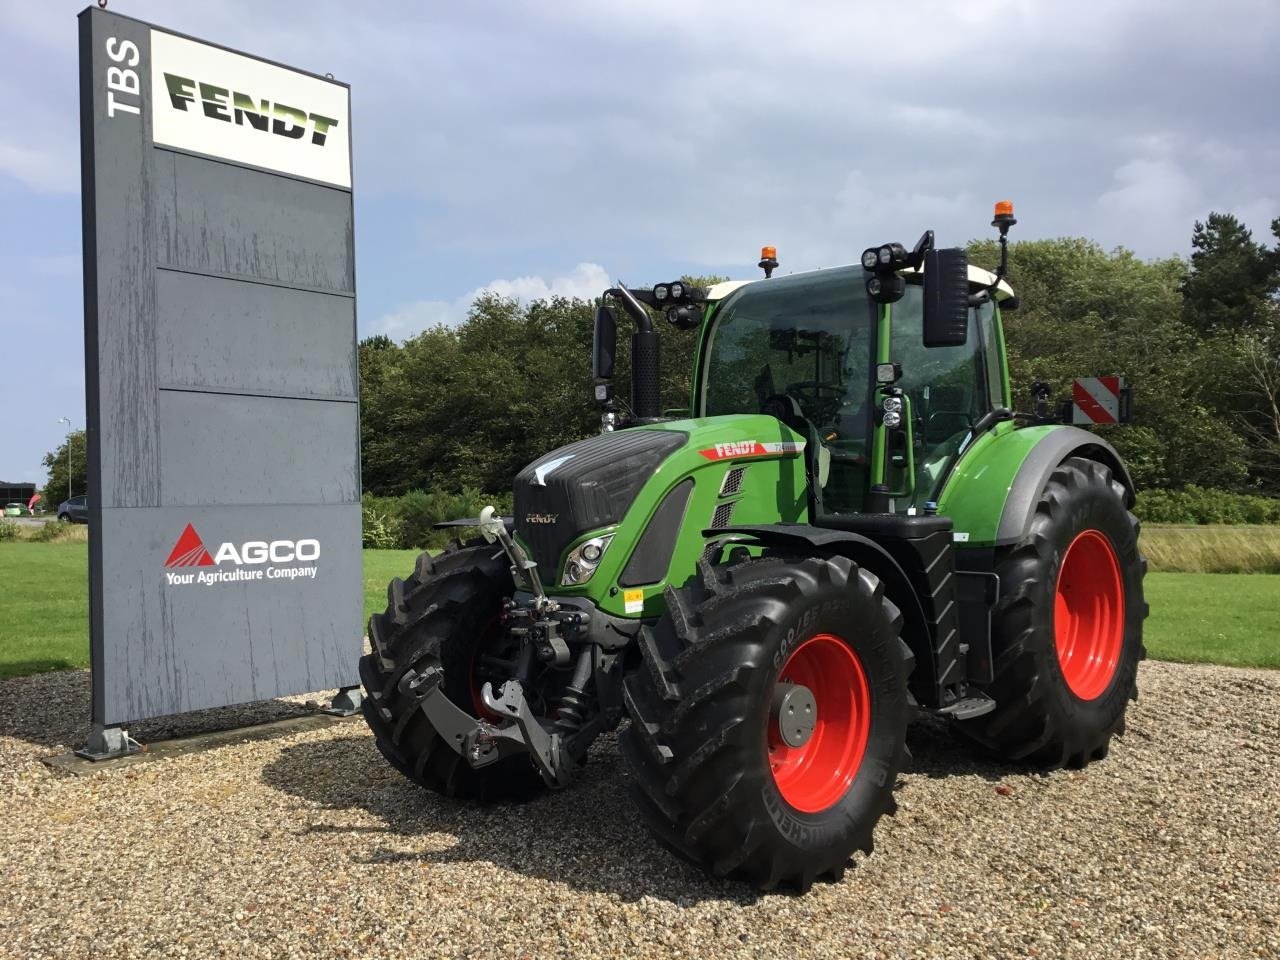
[889, 284, 994, 506]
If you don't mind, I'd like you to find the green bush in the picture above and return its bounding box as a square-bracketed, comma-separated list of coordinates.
[27, 520, 66, 542]
[361, 497, 400, 549]
[1134, 486, 1280, 525]
[0, 521, 17, 541]
[361, 488, 513, 550]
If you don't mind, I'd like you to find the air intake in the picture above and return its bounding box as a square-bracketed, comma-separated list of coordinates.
[719, 467, 746, 498]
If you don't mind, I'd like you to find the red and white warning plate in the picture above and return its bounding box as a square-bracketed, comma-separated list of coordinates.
[1072, 377, 1124, 425]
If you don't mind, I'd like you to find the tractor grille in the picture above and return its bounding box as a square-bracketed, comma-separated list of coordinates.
[513, 429, 687, 574]
[719, 466, 746, 498]
[710, 501, 736, 529]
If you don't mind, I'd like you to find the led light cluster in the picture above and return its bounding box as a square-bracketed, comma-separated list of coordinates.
[561, 534, 614, 585]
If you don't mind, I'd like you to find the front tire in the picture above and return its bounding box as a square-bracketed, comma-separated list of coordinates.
[359, 540, 546, 801]
[620, 555, 911, 891]
[958, 457, 1147, 767]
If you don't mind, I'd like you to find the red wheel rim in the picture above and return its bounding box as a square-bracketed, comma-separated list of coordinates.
[1054, 529, 1125, 701]
[768, 633, 871, 814]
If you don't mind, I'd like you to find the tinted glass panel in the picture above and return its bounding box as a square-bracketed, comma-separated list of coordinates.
[702, 266, 876, 513]
[890, 284, 991, 506]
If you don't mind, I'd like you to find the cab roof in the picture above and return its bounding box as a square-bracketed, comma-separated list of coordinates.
[706, 263, 1014, 302]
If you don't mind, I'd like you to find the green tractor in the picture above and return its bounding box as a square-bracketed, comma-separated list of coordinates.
[360, 203, 1147, 891]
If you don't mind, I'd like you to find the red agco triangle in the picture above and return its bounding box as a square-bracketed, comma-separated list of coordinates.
[165, 523, 215, 567]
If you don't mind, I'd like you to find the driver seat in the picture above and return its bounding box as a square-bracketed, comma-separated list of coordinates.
[760, 394, 832, 490]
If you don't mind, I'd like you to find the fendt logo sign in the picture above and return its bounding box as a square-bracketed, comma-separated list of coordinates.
[698, 440, 807, 461]
[162, 73, 339, 147]
[149, 30, 351, 188]
[163, 523, 321, 587]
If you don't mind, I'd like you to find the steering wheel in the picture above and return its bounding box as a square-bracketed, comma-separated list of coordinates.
[786, 381, 846, 424]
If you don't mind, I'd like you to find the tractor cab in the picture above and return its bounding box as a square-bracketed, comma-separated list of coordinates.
[695, 260, 1016, 518]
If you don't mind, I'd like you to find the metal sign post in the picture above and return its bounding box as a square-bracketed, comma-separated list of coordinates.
[77, 7, 362, 757]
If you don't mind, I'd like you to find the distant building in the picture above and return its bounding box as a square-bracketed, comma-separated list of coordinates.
[1, 482, 38, 506]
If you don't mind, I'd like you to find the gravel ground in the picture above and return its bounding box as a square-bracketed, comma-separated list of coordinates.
[2, 660, 1277, 960]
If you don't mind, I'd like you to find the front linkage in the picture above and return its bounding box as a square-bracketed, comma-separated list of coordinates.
[404, 508, 621, 788]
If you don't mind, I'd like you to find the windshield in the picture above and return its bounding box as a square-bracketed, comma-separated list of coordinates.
[700, 265, 876, 512]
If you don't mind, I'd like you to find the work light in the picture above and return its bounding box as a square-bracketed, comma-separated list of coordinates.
[861, 248, 879, 270]
[670, 282, 684, 299]
[653, 284, 669, 302]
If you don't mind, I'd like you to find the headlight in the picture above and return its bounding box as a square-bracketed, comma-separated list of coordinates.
[561, 534, 614, 585]
[861, 248, 879, 270]
[653, 284, 669, 301]
[882, 396, 903, 414]
[882, 409, 902, 429]
[670, 281, 684, 299]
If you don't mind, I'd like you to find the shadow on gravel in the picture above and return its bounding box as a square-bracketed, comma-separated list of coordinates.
[262, 731, 766, 906]
[0, 668, 320, 752]
[905, 714, 1027, 782]
[260, 719, 1020, 904]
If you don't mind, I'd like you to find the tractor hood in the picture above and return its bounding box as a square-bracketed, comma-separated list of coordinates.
[513, 429, 688, 576]
[511, 415, 810, 613]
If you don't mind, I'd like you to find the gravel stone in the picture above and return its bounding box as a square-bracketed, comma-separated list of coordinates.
[1, 661, 1277, 959]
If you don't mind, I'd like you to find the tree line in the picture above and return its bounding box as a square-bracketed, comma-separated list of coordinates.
[42, 212, 1280, 514]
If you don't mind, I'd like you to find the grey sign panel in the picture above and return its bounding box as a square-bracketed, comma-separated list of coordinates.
[79, 7, 361, 730]
[158, 393, 360, 505]
[97, 506, 361, 721]
[154, 152, 355, 293]
[155, 272, 357, 399]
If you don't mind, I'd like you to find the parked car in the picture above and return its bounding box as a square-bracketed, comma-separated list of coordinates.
[4, 502, 32, 517]
[57, 495, 88, 523]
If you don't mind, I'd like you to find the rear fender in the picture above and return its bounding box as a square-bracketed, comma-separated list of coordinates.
[940, 425, 1134, 548]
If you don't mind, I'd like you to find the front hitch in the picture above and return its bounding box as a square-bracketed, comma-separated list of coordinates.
[397, 665, 574, 788]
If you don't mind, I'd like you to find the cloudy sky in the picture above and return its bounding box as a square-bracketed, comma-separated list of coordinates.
[2, 0, 1277, 483]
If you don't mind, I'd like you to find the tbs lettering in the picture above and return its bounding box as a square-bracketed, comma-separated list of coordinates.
[104, 37, 142, 118]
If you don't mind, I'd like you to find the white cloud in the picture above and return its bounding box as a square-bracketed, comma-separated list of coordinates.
[371, 262, 610, 339]
[478, 262, 610, 304]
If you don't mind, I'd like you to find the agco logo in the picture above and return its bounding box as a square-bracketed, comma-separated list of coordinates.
[163, 73, 340, 146]
[163, 523, 321, 587]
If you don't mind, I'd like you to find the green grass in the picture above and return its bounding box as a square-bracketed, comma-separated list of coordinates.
[1, 544, 1276, 679]
[1143, 572, 1280, 669]
[362, 549, 419, 621]
[0, 543, 92, 677]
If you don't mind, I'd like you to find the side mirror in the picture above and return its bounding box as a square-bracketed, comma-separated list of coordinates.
[922, 247, 969, 348]
[592, 304, 617, 380]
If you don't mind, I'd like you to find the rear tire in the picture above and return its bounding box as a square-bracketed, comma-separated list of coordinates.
[359, 540, 546, 801]
[620, 555, 911, 891]
[958, 457, 1147, 767]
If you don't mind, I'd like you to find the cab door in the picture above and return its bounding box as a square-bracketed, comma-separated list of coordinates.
[884, 284, 1003, 509]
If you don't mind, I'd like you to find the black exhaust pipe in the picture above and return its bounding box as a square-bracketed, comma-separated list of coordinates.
[611, 284, 662, 422]
[630, 328, 661, 421]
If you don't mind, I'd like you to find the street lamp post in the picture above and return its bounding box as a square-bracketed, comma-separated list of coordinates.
[57, 417, 72, 501]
